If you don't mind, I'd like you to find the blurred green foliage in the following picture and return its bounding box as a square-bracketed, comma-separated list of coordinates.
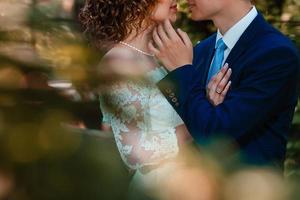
[0, 0, 299, 199]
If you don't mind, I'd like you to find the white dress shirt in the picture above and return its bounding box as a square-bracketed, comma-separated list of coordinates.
[214, 6, 258, 66]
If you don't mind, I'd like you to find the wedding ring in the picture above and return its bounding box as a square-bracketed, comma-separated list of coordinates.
[215, 89, 222, 94]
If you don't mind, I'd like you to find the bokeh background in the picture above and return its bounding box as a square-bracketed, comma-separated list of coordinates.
[0, 0, 299, 199]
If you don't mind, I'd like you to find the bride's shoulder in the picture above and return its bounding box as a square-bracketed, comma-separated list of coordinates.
[98, 47, 147, 78]
[102, 46, 136, 63]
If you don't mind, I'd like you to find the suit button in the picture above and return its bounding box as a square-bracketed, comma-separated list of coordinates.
[172, 98, 177, 103]
[169, 93, 175, 98]
[165, 88, 172, 94]
[175, 103, 179, 107]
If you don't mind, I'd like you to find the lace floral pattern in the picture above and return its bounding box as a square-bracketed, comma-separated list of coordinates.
[99, 67, 183, 169]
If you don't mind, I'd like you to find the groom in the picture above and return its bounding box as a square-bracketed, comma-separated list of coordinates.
[149, 0, 300, 169]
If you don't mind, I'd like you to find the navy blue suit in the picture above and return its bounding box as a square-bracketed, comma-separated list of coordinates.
[157, 14, 300, 169]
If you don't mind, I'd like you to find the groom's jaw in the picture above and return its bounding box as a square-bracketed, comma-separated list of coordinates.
[187, 0, 253, 32]
[212, 1, 253, 34]
[187, 0, 223, 21]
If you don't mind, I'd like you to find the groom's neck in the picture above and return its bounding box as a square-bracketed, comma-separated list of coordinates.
[213, 1, 253, 35]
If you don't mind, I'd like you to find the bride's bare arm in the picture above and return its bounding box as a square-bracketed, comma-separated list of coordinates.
[175, 124, 193, 146]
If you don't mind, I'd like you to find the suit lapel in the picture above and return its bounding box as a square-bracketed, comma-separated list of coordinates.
[225, 13, 267, 67]
[196, 35, 216, 87]
[195, 14, 268, 87]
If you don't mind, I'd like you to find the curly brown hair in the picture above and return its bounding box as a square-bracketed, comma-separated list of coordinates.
[78, 0, 157, 49]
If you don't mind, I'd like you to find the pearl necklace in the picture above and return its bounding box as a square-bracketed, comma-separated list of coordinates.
[119, 41, 155, 57]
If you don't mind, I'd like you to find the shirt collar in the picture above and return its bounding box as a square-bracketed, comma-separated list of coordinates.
[216, 6, 258, 50]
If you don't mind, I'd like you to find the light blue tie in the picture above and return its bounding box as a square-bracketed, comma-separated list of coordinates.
[206, 38, 227, 85]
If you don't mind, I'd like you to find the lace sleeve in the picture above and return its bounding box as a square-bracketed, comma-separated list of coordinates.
[99, 81, 179, 169]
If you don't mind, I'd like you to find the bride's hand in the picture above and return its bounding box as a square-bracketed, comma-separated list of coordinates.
[206, 63, 232, 106]
[148, 20, 193, 71]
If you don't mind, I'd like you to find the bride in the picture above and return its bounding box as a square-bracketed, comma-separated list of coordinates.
[79, 0, 231, 198]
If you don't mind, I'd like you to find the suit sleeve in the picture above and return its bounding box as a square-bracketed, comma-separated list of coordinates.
[157, 46, 300, 143]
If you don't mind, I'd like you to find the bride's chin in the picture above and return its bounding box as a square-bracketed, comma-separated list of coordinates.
[169, 15, 177, 23]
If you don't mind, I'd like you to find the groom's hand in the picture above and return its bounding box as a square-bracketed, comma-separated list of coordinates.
[148, 20, 193, 71]
[206, 64, 232, 106]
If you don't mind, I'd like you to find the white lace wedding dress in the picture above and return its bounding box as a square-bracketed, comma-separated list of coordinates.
[99, 66, 183, 196]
